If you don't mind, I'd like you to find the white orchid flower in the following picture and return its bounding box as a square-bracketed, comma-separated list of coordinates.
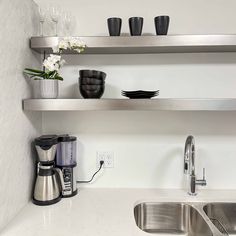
[74, 48, 82, 53]
[59, 39, 69, 50]
[53, 63, 59, 71]
[43, 54, 61, 72]
[35, 37, 87, 79]
[57, 37, 86, 50]
[43, 60, 56, 71]
[49, 54, 61, 63]
[52, 45, 59, 53]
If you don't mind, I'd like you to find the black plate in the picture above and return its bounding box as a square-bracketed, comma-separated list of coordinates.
[122, 92, 159, 95]
[122, 90, 159, 93]
[122, 93, 159, 99]
[122, 92, 159, 96]
[122, 90, 159, 95]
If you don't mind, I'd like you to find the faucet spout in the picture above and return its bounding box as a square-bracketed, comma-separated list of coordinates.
[184, 135, 206, 196]
[184, 135, 195, 176]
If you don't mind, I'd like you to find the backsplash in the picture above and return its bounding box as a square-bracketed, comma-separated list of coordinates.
[43, 111, 236, 189]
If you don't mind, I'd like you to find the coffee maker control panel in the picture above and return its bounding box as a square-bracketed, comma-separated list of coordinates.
[62, 167, 73, 196]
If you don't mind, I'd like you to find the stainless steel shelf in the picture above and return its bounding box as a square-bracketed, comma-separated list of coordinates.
[30, 35, 236, 54]
[23, 99, 236, 111]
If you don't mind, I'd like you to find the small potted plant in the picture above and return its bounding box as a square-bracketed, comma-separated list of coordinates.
[24, 37, 86, 99]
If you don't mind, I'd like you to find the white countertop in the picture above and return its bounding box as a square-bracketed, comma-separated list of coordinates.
[1, 188, 236, 236]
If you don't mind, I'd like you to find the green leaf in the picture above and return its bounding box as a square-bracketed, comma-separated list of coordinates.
[48, 71, 55, 76]
[24, 72, 44, 76]
[55, 76, 63, 81]
[24, 68, 44, 73]
[49, 71, 58, 79]
[30, 75, 43, 80]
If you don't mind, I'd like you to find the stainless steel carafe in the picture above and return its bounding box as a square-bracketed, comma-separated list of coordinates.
[33, 135, 65, 206]
[33, 164, 65, 205]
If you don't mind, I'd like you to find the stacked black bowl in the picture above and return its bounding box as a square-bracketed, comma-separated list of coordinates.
[79, 70, 106, 98]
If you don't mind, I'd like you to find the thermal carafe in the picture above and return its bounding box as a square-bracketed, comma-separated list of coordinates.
[33, 164, 65, 205]
[33, 135, 65, 206]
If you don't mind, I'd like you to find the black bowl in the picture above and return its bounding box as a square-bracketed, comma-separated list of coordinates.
[79, 77, 105, 85]
[79, 70, 107, 80]
[80, 86, 105, 99]
[80, 84, 104, 91]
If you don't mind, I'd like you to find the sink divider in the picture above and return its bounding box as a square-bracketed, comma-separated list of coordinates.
[187, 203, 226, 236]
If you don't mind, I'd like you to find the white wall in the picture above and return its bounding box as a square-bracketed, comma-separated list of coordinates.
[35, 0, 236, 189]
[35, 0, 236, 36]
[43, 111, 236, 189]
[0, 0, 41, 231]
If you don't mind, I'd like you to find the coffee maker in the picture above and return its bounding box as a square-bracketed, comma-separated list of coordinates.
[56, 135, 78, 197]
[33, 135, 65, 206]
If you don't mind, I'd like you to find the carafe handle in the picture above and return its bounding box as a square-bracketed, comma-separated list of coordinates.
[54, 168, 65, 191]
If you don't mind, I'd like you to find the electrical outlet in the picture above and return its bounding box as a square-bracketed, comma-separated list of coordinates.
[97, 151, 114, 168]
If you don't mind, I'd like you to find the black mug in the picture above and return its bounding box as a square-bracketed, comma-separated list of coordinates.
[107, 17, 122, 36]
[154, 15, 170, 35]
[129, 17, 144, 36]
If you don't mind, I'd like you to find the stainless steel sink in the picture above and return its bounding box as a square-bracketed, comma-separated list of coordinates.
[203, 203, 236, 235]
[134, 202, 213, 235]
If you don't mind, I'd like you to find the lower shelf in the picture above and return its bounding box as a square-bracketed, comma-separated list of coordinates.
[23, 98, 236, 111]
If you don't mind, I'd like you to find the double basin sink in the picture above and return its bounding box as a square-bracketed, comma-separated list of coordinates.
[134, 202, 236, 235]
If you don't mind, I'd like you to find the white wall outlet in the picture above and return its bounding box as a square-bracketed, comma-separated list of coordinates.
[97, 151, 114, 168]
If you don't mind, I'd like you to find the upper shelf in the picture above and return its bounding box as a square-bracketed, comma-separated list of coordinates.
[30, 35, 236, 54]
[23, 99, 236, 111]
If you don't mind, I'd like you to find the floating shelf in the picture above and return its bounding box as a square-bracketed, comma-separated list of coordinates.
[30, 35, 236, 54]
[23, 99, 236, 111]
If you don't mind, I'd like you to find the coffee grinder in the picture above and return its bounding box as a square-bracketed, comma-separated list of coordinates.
[56, 135, 78, 197]
[33, 135, 65, 205]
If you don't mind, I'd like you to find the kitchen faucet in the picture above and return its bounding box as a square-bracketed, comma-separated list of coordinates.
[184, 135, 207, 195]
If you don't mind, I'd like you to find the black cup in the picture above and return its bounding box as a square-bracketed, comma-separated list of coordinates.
[154, 16, 170, 35]
[129, 17, 144, 36]
[107, 17, 122, 36]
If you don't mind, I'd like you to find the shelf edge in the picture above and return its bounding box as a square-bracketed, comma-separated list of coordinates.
[23, 99, 236, 111]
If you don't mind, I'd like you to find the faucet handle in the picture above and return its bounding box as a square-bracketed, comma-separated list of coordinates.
[196, 168, 207, 186]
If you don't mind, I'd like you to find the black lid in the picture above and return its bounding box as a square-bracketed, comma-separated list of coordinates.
[58, 135, 77, 142]
[35, 135, 58, 147]
[56, 163, 77, 168]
